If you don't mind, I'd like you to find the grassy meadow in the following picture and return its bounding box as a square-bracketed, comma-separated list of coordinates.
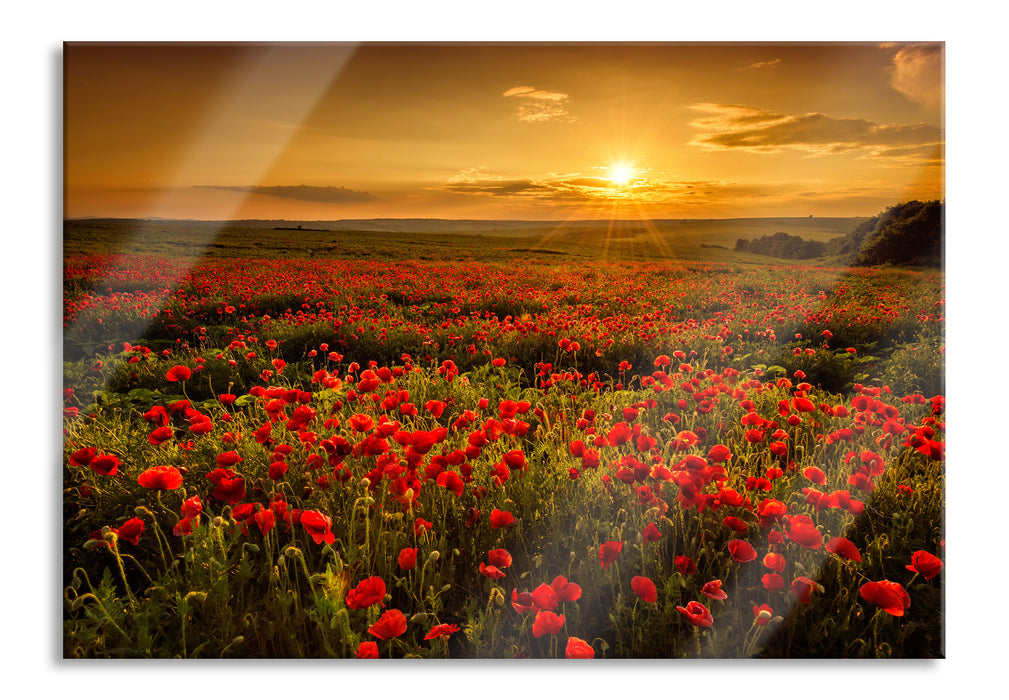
[62, 218, 944, 659]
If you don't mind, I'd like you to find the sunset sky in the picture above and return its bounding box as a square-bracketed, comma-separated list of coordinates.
[64, 42, 943, 221]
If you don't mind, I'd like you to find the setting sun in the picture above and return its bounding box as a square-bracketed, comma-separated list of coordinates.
[608, 164, 636, 187]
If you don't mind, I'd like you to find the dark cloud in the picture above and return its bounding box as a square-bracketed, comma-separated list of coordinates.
[690, 104, 942, 157]
[441, 179, 553, 196]
[195, 184, 376, 203]
[439, 169, 731, 206]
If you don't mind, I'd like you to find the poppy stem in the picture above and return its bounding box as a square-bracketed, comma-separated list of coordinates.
[109, 538, 138, 609]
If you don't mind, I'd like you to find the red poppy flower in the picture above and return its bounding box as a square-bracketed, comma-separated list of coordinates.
[349, 413, 375, 432]
[565, 636, 595, 658]
[436, 470, 465, 497]
[166, 365, 192, 382]
[631, 575, 658, 603]
[253, 509, 275, 535]
[785, 515, 823, 550]
[675, 555, 696, 575]
[859, 579, 911, 616]
[487, 548, 512, 569]
[531, 583, 559, 611]
[115, 517, 144, 545]
[727, 539, 757, 563]
[707, 444, 732, 463]
[355, 641, 379, 658]
[550, 575, 582, 603]
[490, 509, 515, 529]
[598, 540, 623, 569]
[762, 552, 787, 572]
[148, 425, 175, 446]
[479, 563, 506, 580]
[137, 465, 183, 490]
[826, 536, 862, 562]
[368, 609, 408, 640]
[802, 466, 827, 485]
[215, 450, 243, 468]
[906, 550, 943, 580]
[753, 604, 773, 626]
[89, 454, 119, 477]
[791, 576, 819, 604]
[425, 400, 447, 418]
[300, 509, 335, 545]
[267, 461, 288, 481]
[424, 623, 460, 641]
[398, 547, 418, 570]
[793, 396, 816, 413]
[531, 610, 565, 638]
[173, 515, 199, 536]
[345, 576, 387, 609]
[676, 601, 713, 627]
[642, 522, 662, 543]
[761, 573, 785, 591]
[756, 498, 787, 527]
[722, 516, 748, 534]
[180, 494, 203, 519]
[69, 446, 96, 467]
[209, 473, 245, 504]
[512, 589, 535, 614]
[701, 579, 728, 600]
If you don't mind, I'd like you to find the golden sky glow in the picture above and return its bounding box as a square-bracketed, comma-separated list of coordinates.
[64, 42, 944, 220]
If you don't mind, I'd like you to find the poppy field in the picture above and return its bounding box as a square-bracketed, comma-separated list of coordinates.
[62, 230, 944, 659]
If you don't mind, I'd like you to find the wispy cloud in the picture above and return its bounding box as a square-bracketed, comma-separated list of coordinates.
[195, 184, 376, 203]
[503, 85, 576, 123]
[742, 58, 781, 70]
[688, 103, 942, 161]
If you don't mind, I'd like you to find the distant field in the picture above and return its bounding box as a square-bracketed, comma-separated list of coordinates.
[63, 217, 868, 264]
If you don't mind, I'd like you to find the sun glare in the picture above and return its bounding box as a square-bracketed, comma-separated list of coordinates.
[608, 164, 635, 187]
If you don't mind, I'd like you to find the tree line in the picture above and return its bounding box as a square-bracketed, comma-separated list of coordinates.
[733, 200, 943, 268]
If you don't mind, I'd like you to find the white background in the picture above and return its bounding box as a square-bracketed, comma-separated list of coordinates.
[6, 1, 999, 696]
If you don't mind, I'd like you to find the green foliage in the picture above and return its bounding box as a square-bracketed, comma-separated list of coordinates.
[826, 200, 944, 268]
[734, 231, 827, 259]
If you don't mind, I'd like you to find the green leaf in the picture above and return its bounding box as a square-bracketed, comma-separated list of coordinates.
[127, 388, 155, 402]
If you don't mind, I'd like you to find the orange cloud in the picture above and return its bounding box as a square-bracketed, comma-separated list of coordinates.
[503, 85, 575, 123]
[886, 43, 943, 108]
